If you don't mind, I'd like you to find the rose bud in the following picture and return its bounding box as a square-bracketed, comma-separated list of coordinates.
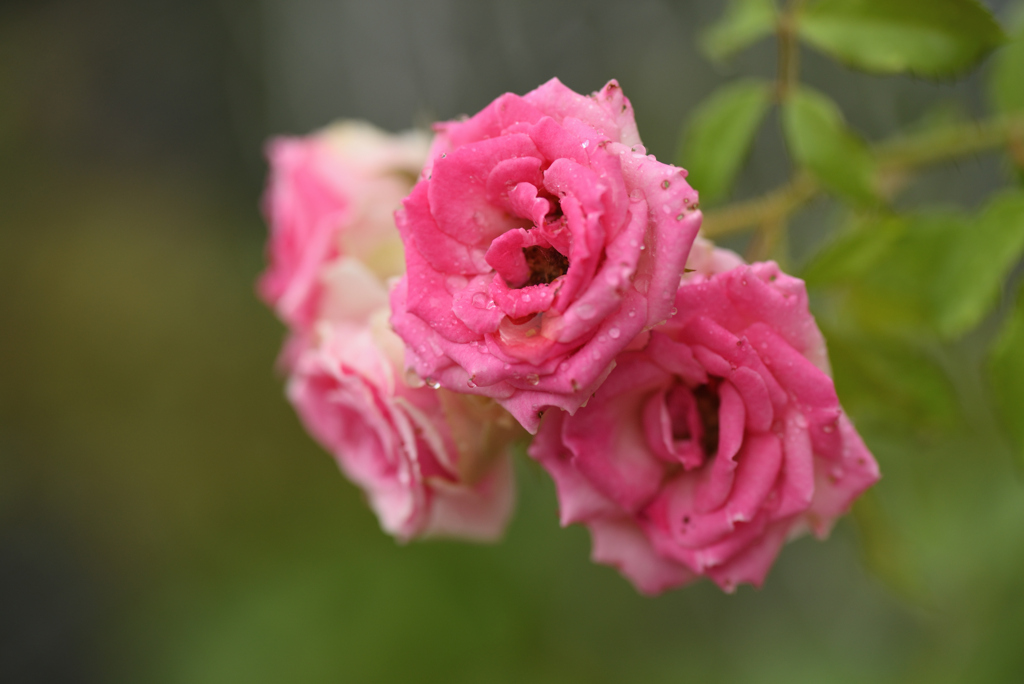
[390, 78, 702, 433]
[529, 240, 880, 593]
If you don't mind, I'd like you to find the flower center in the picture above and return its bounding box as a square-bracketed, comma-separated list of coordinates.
[522, 246, 569, 287]
[666, 380, 721, 460]
[692, 383, 720, 458]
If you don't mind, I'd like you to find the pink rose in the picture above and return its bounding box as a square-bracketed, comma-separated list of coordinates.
[259, 121, 429, 331]
[260, 122, 517, 542]
[390, 78, 702, 433]
[289, 310, 518, 542]
[529, 241, 880, 593]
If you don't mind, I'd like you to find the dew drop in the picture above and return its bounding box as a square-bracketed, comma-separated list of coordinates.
[676, 214, 685, 221]
[822, 423, 835, 433]
[609, 327, 621, 339]
[581, 140, 590, 149]
[526, 374, 540, 386]
[467, 378, 477, 388]
[577, 303, 596, 320]
[472, 292, 489, 309]
[670, 307, 678, 316]
[522, 293, 531, 302]
[425, 377, 441, 389]
[627, 310, 636, 318]
[661, 179, 670, 189]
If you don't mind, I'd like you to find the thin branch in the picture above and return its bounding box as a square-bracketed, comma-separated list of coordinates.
[874, 116, 1022, 170]
[702, 172, 817, 238]
[775, 0, 805, 103]
[702, 114, 1024, 238]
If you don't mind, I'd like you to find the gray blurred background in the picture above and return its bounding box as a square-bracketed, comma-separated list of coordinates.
[1, 0, 1020, 682]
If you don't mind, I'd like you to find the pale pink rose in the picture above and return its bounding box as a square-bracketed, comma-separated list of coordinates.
[390, 78, 702, 433]
[259, 121, 429, 331]
[289, 308, 518, 542]
[530, 241, 880, 593]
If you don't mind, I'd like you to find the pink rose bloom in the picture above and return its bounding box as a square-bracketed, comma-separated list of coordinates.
[289, 308, 518, 542]
[390, 78, 702, 433]
[259, 121, 429, 331]
[530, 240, 880, 593]
[260, 122, 517, 542]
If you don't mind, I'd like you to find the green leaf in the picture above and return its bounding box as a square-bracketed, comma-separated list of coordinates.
[823, 212, 964, 335]
[677, 80, 773, 207]
[798, 0, 1006, 78]
[826, 328, 961, 429]
[988, 13, 1024, 113]
[701, 0, 778, 62]
[932, 191, 1024, 337]
[782, 86, 878, 205]
[802, 213, 904, 287]
[989, 283, 1024, 469]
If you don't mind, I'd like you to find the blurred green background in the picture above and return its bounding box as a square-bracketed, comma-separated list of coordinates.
[2, 0, 1023, 682]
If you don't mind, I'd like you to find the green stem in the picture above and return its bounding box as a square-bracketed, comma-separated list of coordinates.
[875, 115, 1022, 169]
[702, 114, 1024, 238]
[775, 0, 805, 103]
[703, 172, 817, 238]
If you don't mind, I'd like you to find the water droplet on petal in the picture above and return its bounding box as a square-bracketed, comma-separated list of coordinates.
[523, 293, 531, 302]
[661, 179, 670, 189]
[472, 292, 489, 309]
[608, 328, 620, 339]
[467, 377, 477, 388]
[676, 214, 685, 221]
[627, 310, 636, 318]
[425, 377, 441, 389]
[577, 303, 596, 320]
[581, 140, 590, 149]
[526, 374, 540, 386]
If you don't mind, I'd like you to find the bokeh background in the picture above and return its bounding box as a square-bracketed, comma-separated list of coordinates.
[2, 0, 1023, 682]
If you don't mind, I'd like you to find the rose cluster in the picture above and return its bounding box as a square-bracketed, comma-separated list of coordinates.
[260, 80, 879, 593]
